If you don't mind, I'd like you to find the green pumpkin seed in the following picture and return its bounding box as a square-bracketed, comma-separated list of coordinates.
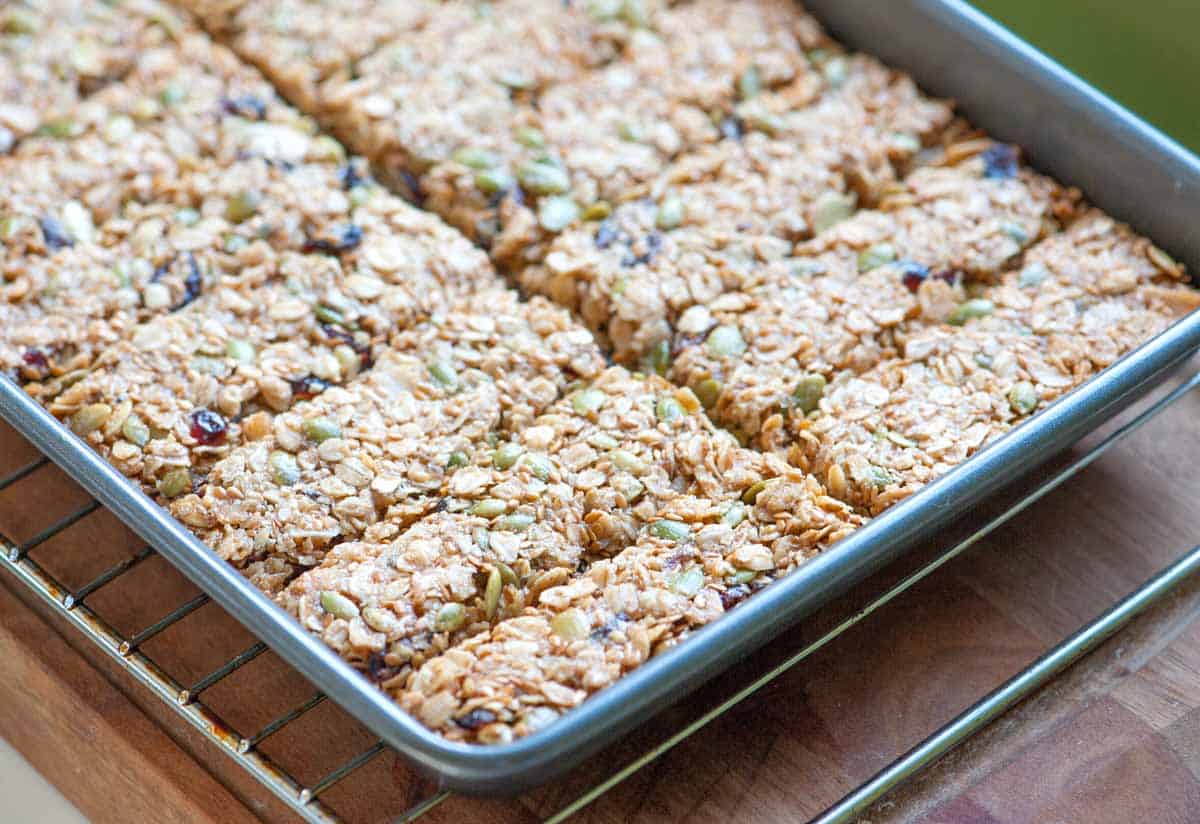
[586, 432, 619, 450]
[312, 135, 345, 163]
[518, 160, 570, 195]
[446, 451, 469, 469]
[947, 298, 995, 326]
[303, 416, 341, 443]
[320, 590, 359, 620]
[721, 502, 747, 527]
[225, 190, 261, 223]
[496, 512, 535, 532]
[121, 414, 151, 447]
[551, 608, 590, 641]
[1002, 221, 1030, 246]
[269, 450, 300, 485]
[492, 442, 525, 470]
[610, 449, 648, 476]
[669, 566, 705, 597]
[434, 603, 466, 632]
[706, 325, 746, 359]
[159, 83, 186, 106]
[891, 132, 922, 154]
[656, 396, 685, 423]
[643, 339, 670, 377]
[618, 120, 643, 142]
[1018, 262, 1050, 288]
[1008, 381, 1038, 415]
[655, 196, 685, 231]
[617, 476, 645, 503]
[867, 464, 898, 488]
[582, 200, 612, 221]
[737, 66, 762, 101]
[823, 57, 848, 88]
[72, 403, 112, 435]
[452, 147, 500, 169]
[475, 166, 514, 196]
[515, 127, 545, 148]
[857, 243, 897, 272]
[427, 360, 460, 391]
[693, 378, 722, 410]
[496, 563, 519, 586]
[649, 520, 690, 542]
[522, 452, 554, 481]
[790, 373, 826, 414]
[313, 304, 345, 326]
[484, 566, 503, 619]
[729, 568, 758, 585]
[812, 190, 857, 234]
[572, 387, 606, 415]
[38, 119, 79, 139]
[741, 480, 770, 505]
[538, 196, 580, 232]
[226, 339, 255, 363]
[469, 499, 508, 519]
[157, 468, 192, 499]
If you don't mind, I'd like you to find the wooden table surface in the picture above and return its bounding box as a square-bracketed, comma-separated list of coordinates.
[2, 362, 1200, 824]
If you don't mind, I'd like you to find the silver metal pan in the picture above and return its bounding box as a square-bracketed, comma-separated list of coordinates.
[2, 0, 1198, 795]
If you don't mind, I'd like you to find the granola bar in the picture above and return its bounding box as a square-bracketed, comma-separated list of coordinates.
[521, 123, 1022, 369]
[397, 479, 860, 743]
[0, 0, 183, 150]
[276, 511, 584, 674]
[46, 279, 379, 496]
[171, 290, 603, 571]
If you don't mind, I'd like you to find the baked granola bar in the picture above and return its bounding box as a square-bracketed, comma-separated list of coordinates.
[522, 132, 1045, 370]
[397, 479, 860, 743]
[0, 0, 184, 150]
[171, 289, 603, 571]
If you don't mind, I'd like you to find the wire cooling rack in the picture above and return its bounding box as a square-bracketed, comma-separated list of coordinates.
[2, 366, 1199, 823]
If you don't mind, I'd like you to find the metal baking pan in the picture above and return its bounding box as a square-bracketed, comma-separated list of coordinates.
[2, 0, 1199, 796]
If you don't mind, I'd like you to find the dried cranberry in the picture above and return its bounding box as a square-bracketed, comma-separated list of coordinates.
[303, 223, 363, 255]
[39, 216, 73, 250]
[189, 408, 229, 446]
[20, 348, 51, 379]
[22, 349, 49, 369]
[981, 143, 1020, 179]
[720, 585, 752, 611]
[290, 375, 332, 400]
[174, 253, 204, 310]
[221, 94, 267, 120]
[366, 652, 395, 682]
[454, 709, 497, 730]
[595, 219, 618, 249]
[899, 261, 931, 293]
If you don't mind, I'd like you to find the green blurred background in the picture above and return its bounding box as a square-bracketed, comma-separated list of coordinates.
[970, 1, 1200, 153]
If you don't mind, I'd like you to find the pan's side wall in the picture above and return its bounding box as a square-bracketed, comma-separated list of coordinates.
[805, 0, 1200, 271]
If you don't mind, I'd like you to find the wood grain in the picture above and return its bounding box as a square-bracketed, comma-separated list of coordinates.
[1, 363, 1199, 823]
